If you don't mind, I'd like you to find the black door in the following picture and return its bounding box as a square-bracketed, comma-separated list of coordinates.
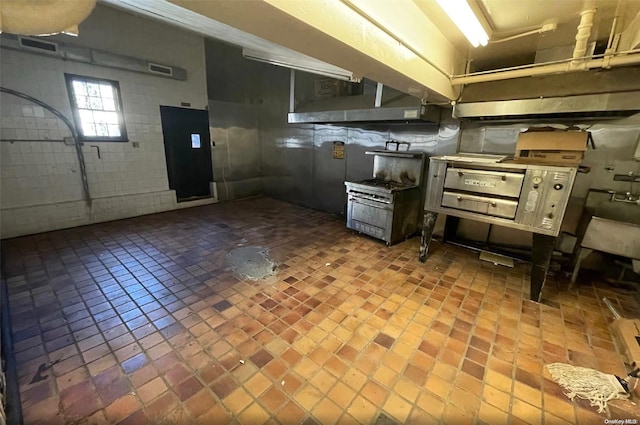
[160, 106, 213, 201]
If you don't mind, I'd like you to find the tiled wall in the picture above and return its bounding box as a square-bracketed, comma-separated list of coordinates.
[0, 5, 209, 239]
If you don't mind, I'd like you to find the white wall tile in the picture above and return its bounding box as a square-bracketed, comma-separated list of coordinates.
[1, 4, 208, 238]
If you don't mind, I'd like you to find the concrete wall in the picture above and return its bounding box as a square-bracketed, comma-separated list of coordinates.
[0, 5, 209, 239]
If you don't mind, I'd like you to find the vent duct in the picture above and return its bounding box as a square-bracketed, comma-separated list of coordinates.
[148, 63, 173, 77]
[288, 101, 442, 124]
[18, 37, 58, 53]
[453, 91, 640, 122]
[1, 34, 187, 81]
[288, 74, 441, 125]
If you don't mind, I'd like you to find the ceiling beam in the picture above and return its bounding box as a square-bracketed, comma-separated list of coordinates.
[168, 0, 462, 102]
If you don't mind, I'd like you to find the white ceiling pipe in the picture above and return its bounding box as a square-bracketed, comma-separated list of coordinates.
[450, 51, 640, 85]
[451, 8, 640, 86]
[570, 9, 597, 68]
[601, 51, 640, 67]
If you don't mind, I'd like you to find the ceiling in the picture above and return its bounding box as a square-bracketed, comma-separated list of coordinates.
[481, 0, 635, 35]
[470, 0, 640, 70]
[412, 0, 640, 70]
[98, 0, 355, 79]
[97, 0, 640, 101]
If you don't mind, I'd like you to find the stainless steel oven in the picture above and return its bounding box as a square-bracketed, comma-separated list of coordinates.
[346, 181, 422, 244]
[425, 155, 577, 235]
[345, 149, 426, 245]
[420, 154, 578, 302]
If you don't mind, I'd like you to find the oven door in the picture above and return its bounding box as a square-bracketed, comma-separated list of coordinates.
[347, 195, 393, 242]
[444, 168, 524, 198]
[442, 191, 518, 219]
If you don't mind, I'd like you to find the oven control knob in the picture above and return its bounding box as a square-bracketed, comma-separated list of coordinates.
[553, 183, 563, 190]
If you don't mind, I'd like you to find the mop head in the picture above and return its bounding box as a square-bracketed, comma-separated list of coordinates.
[545, 363, 630, 413]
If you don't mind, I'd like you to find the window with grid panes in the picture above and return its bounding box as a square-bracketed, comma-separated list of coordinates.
[65, 74, 127, 141]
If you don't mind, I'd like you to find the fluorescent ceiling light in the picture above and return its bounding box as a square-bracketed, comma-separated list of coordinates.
[434, 0, 488, 47]
[242, 48, 358, 82]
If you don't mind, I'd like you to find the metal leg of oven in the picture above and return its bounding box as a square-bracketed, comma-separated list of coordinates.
[419, 211, 438, 263]
[569, 247, 593, 289]
[530, 233, 557, 302]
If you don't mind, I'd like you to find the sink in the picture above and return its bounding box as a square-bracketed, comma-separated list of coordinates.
[571, 216, 640, 284]
[571, 190, 640, 284]
[580, 217, 640, 262]
[584, 189, 640, 225]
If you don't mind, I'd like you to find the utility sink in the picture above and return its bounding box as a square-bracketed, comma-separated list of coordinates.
[584, 189, 640, 225]
[571, 189, 640, 284]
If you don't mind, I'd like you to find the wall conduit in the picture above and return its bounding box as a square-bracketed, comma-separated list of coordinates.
[0, 87, 92, 208]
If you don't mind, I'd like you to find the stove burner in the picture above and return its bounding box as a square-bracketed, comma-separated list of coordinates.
[359, 178, 415, 190]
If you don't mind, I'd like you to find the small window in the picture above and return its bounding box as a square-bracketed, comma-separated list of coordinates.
[65, 74, 127, 142]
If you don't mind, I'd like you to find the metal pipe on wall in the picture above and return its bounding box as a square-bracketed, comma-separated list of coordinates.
[450, 7, 640, 86]
[451, 50, 640, 85]
[0, 139, 66, 143]
[0, 87, 92, 208]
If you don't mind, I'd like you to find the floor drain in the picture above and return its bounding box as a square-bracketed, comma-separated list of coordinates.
[227, 246, 276, 281]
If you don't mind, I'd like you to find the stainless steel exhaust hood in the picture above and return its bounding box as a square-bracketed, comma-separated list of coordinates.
[287, 77, 441, 124]
[453, 91, 640, 122]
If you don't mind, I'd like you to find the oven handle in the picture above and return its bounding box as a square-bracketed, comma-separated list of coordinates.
[455, 195, 497, 207]
[456, 170, 508, 181]
[349, 196, 393, 207]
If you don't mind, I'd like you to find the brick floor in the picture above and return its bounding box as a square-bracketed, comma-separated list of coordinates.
[2, 197, 638, 424]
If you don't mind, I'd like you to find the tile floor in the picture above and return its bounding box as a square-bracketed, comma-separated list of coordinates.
[2, 197, 639, 425]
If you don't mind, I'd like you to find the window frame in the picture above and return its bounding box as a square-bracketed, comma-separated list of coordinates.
[65, 73, 128, 142]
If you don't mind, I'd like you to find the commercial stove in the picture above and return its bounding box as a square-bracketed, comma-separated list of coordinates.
[419, 154, 578, 302]
[345, 150, 426, 245]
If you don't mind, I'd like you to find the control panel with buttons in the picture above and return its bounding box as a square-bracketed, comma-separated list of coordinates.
[513, 168, 575, 234]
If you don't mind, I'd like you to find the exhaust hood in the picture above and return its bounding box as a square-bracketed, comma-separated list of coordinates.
[453, 91, 640, 122]
[287, 77, 441, 125]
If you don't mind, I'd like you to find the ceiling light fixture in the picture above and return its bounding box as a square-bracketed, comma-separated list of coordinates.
[433, 0, 489, 47]
[242, 48, 359, 82]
